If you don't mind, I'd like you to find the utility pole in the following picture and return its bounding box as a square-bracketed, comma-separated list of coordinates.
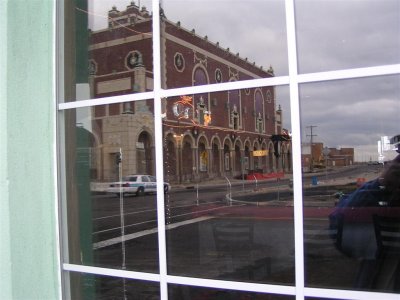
[306, 125, 317, 172]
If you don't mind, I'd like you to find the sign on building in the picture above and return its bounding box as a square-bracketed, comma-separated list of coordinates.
[253, 150, 268, 157]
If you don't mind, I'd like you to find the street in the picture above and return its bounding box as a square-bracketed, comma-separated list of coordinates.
[91, 164, 381, 244]
[85, 164, 385, 297]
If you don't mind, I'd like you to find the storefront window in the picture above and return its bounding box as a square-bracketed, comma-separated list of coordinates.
[63, 103, 160, 273]
[301, 75, 400, 293]
[59, 0, 399, 299]
[69, 273, 160, 299]
[168, 285, 295, 300]
[63, 0, 154, 103]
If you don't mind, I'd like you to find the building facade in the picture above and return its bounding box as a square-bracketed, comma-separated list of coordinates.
[302, 142, 354, 171]
[88, 4, 291, 183]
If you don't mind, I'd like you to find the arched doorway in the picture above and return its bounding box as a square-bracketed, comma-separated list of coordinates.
[182, 139, 193, 182]
[193, 66, 210, 125]
[234, 144, 241, 176]
[244, 145, 250, 173]
[223, 144, 230, 174]
[137, 131, 153, 175]
[212, 141, 220, 177]
[198, 140, 208, 180]
[163, 136, 177, 182]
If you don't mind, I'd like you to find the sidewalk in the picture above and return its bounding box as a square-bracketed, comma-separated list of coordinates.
[171, 164, 367, 190]
[90, 165, 378, 194]
[171, 175, 289, 191]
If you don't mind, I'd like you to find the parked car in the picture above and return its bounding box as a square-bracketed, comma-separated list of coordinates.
[107, 175, 171, 197]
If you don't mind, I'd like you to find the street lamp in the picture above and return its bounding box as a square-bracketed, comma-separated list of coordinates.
[271, 134, 291, 171]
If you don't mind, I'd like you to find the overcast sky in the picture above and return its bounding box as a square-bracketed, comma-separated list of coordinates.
[88, 0, 399, 161]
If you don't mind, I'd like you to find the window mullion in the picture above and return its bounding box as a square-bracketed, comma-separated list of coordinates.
[285, 0, 305, 299]
[152, 1, 169, 299]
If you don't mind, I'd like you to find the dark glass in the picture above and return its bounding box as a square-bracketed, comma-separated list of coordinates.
[64, 101, 159, 272]
[296, 0, 400, 73]
[169, 284, 294, 300]
[163, 86, 295, 284]
[160, 0, 288, 89]
[69, 272, 159, 299]
[300, 75, 400, 292]
[64, 0, 154, 102]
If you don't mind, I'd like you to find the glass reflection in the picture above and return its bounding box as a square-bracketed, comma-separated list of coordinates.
[169, 284, 294, 300]
[65, 0, 154, 102]
[161, 0, 288, 88]
[164, 87, 295, 284]
[296, 0, 400, 73]
[300, 75, 400, 292]
[70, 272, 159, 299]
[66, 0, 288, 102]
[64, 102, 159, 272]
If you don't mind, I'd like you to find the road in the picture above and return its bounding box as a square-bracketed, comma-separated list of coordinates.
[91, 164, 382, 245]
[86, 163, 390, 295]
[91, 175, 293, 243]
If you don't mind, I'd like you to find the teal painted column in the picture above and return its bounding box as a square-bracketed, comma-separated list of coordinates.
[0, 1, 12, 299]
[0, 1, 60, 299]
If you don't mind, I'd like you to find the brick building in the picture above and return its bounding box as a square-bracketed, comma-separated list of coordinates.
[327, 147, 354, 167]
[88, 3, 291, 183]
[302, 142, 354, 171]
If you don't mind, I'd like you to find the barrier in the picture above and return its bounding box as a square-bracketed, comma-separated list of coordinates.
[246, 172, 285, 180]
[311, 176, 318, 186]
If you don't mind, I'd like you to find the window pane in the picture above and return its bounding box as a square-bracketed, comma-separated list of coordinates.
[300, 75, 400, 292]
[169, 284, 294, 300]
[69, 272, 159, 299]
[163, 86, 295, 284]
[296, 0, 400, 73]
[64, 0, 154, 102]
[63, 102, 159, 272]
[160, 0, 288, 89]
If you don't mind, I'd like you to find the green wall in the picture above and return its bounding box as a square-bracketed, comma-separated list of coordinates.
[0, 0, 60, 299]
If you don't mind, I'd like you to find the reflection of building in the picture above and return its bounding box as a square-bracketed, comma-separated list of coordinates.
[302, 142, 354, 171]
[89, 3, 291, 182]
[327, 147, 354, 166]
[378, 135, 400, 163]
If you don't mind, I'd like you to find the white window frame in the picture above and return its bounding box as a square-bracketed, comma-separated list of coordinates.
[56, 0, 400, 299]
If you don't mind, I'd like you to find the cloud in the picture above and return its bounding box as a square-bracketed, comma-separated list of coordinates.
[299, 75, 400, 149]
[161, 0, 288, 75]
[295, 0, 400, 73]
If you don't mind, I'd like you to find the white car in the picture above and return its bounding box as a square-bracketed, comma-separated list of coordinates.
[107, 175, 171, 197]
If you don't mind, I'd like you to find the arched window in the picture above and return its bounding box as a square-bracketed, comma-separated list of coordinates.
[254, 90, 264, 133]
[193, 67, 210, 125]
[229, 89, 241, 129]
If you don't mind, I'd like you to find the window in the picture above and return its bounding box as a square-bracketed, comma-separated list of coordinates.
[58, 0, 400, 299]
